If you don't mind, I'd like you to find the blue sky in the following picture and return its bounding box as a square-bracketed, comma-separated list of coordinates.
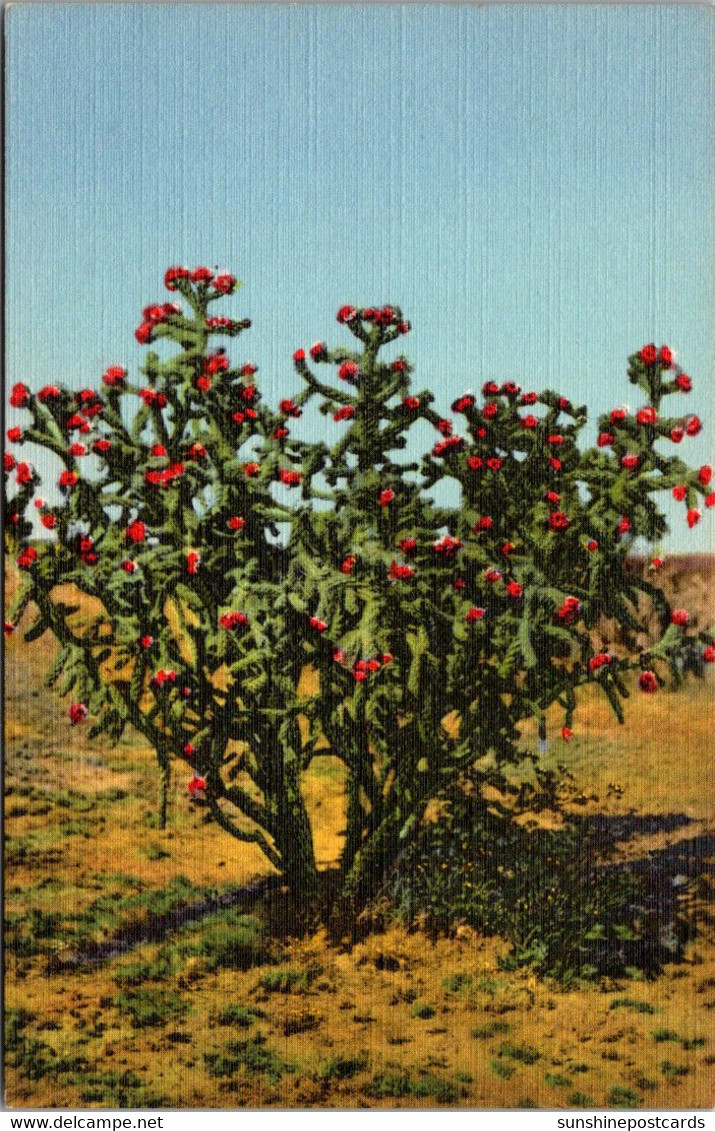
[6, 3, 714, 550]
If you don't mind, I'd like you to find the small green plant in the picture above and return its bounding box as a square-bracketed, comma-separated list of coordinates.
[204, 1036, 294, 1083]
[114, 987, 190, 1029]
[214, 1004, 264, 1028]
[610, 997, 656, 1014]
[608, 1085, 642, 1108]
[569, 1092, 595, 1108]
[319, 1052, 369, 1081]
[489, 1059, 515, 1080]
[365, 1070, 458, 1103]
[472, 1020, 512, 1039]
[545, 1072, 572, 1088]
[442, 972, 473, 994]
[411, 1001, 436, 1020]
[651, 1028, 681, 1044]
[499, 1042, 541, 1065]
[660, 1060, 690, 1078]
[257, 966, 319, 994]
[189, 913, 275, 972]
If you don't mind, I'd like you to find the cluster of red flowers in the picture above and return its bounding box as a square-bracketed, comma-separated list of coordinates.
[556, 595, 580, 624]
[432, 535, 463, 558]
[149, 668, 177, 690]
[76, 534, 98, 567]
[331, 649, 394, 682]
[136, 302, 182, 344]
[219, 611, 250, 630]
[432, 434, 464, 458]
[389, 561, 415, 581]
[68, 702, 88, 726]
[164, 265, 236, 295]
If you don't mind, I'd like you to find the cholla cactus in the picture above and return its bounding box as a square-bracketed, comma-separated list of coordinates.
[4, 269, 713, 931]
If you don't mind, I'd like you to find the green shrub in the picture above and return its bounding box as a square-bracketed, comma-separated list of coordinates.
[442, 972, 473, 994]
[319, 1052, 369, 1081]
[385, 797, 665, 981]
[257, 966, 319, 994]
[365, 1070, 458, 1103]
[499, 1042, 541, 1065]
[608, 1086, 642, 1108]
[214, 1004, 264, 1028]
[114, 988, 190, 1029]
[411, 1002, 436, 1020]
[204, 1036, 294, 1082]
[471, 1020, 512, 1040]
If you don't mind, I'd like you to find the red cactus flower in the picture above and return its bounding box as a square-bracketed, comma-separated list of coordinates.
[10, 383, 31, 408]
[164, 265, 189, 290]
[93, 439, 112, 454]
[309, 342, 327, 361]
[126, 520, 146, 543]
[337, 305, 357, 323]
[389, 561, 415, 581]
[501, 382, 520, 397]
[398, 321, 411, 335]
[520, 392, 538, 405]
[586, 540, 599, 552]
[7, 427, 22, 443]
[520, 414, 539, 430]
[333, 405, 356, 422]
[40, 514, 57, 530]
[483, 569, 501, 583]
[617, 516, 631, 535]
[698, 465, 712, 487]
[333, 649, 347, 664]
[293, 348, 306, 366]
[674, 373, 692, 392]
[659, 346, 673, 367]
[381, 653, 394, 664]
[465, 607, 486, 623]
[69, 443, 88, 457]
[183, 743, 196, 757]
[451, 394, 475, 413]
[244, 462, 260, 478]
[219, 611, 250, 630]
[636, 406, 658, 426]
[705, 493, 715, 508]
[433, 535, 463, 557]
[68, 702, 88, 726]
[547, 434, 564, 446]
[638, 670, 658, 693]
[561, 727, 573, 742]
[687, 508, 701, 529]
[340, 556, 356, 574]
[473, 516, 493, 533]
[639, 344, 657, 364]
[588, 652, 612, 672]
[671, 609, 689, 626]
[228, 516, 245, 531]
[4, 622, 15, 636]
[379, 489, 395, 507]
[185, 551, 202, 576]
[486, 457, 503, 471]
[402, 396, 420, 410]
[140, 635, 153, 649]
[338, 361, 359, 382]
[309, 617, 327, 632]
[650, 557, 664, 570]
[121, 560, 137, 574]
[58, 471, 78, 489]
[4, 453, 16, 472]
[482, 381, 500, 397]
[191, 266, 214, 284]
[610, 407, 627, 424]
[15, 462, 33, 486]
[39, 385, 62, 403]
[279, 469, 301, 487]
[213, 273, 236, 294]
[672, 485, 687, 502]
[436, 419, 453, 436]
[482, 403, 499, 420]
[354, 670, 367, 682]
[279, 399, 302, 417]
[17, 547, 38, 569]
[621, 454, 639, 471]
[702, 645, 715, 663]
[548, 511, 570, 532]
[188, 775, 207, 799]
[467, 456, 483, 471]
[670, 427, 685, 444]
[685, 415, 702, 437]
[397, 537, 416, 556]
[544, 491, 561, 505]
[505, 581, 522, 598]
[548, 457, 563, 471]
[196, 375, 211, 392]
[597, 433, 614, 448]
